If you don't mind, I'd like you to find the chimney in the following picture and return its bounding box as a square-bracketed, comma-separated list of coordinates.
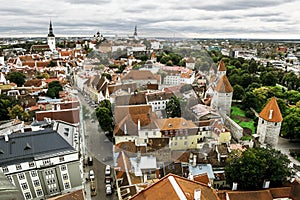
[138, 119, 141, 131]
[4, 134, 9, 142]
[194, 189, 201, 200]
[269, 110, 273, 120]
[263, 180, 270, 189]
[192, 154, 197, 167]
[232, 182, 238, 190]
[124, 123, 127, 135]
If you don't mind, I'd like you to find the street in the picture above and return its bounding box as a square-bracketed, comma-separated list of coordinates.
[77, 91, 118, 200]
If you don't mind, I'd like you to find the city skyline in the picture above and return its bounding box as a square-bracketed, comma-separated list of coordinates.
[1, 0, 300, 39]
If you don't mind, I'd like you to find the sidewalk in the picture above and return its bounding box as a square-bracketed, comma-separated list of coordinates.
[83, 168, 92, 200]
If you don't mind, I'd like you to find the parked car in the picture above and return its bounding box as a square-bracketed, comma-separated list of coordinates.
[105, 165, 111, 176]
[89, 169, 95, 180]
[106, 184, 112, 195]
[90, 180, 97, 196]
[105, 176, 111, 184]
[102, 156, 113, 162]
[88, 156, 93, 166]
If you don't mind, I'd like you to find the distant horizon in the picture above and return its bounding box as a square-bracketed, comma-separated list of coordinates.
[1, 32, 300, 41]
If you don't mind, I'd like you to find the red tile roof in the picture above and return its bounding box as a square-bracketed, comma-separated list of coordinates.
[130, 173, 219, 200]
[217, 60, 226, 71]
[259, 97, 283, 122]
[214, 75, 233, 93]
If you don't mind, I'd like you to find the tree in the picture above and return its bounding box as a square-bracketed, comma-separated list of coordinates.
[260, 71, 278, 86]
[0, 96, 16, 120]
[7, 72, 26, 87]
[233, 85, 244, 100]
[225, 148, 292, 190]
[281, 108, 300, 140]
[8, 105, 29, 121]
[166, 96, 184, 118]
[46, 81, 63, 98]
[95, 107, 113, 133]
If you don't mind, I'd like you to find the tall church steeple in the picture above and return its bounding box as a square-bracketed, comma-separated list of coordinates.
[48, 21, 55, 37]
[47, 20, 56, 51]
[134, 25, 138, 36]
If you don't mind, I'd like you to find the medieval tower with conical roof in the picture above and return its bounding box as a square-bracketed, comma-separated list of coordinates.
[47, 21, 56, 51]
[210, 74, 233, 116]
[210, 60, 233, 116]
[256, 97, 283, 147]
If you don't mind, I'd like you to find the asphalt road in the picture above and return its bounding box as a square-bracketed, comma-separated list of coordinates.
[77, 92, 118, 200]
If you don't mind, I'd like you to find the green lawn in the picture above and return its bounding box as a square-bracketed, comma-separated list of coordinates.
[231, 106, 246, 117]
[231, 106, 256, 134]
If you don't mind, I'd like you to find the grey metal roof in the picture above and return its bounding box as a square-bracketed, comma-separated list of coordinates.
[0, 129, 76, 166]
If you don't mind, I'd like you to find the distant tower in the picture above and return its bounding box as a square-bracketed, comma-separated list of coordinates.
[47, 21, 56, 51]
[133, 25, 138, 40]
[256, 97, 283, 147]
[217, 59, 226, 78]
[211, 74, 233, 116]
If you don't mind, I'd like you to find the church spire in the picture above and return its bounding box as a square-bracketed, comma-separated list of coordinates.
[48, 20, 55, 37]
[134, 25, 138, 36]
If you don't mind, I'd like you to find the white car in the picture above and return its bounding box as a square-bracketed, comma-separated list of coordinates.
[105, 165, 111, 176]
[89, 169, 95, 180]
[106, 184, 112, 195]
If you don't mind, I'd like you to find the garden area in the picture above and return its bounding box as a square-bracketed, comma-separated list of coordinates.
[230, 105, 256, 140]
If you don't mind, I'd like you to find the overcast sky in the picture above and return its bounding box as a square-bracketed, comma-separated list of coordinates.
[1, 0, 300, 39]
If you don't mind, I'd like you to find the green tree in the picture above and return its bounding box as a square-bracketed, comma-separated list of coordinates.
[281, 108, 300, 140]
[225, 148, 292, 190]
[0, 96, 15, 120]
[7, 72, 26, 87]
[260, 71, 278, 86]
[233, 85, 244, 100]
[46, 81, 63, 98]
[8, 105, 29, 121]
[95, 107, 113, 133]
[166, 96, 184, 118]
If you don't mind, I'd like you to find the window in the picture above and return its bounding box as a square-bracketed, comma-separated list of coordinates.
[29, 162, 35, 168]
[34, 180, 40, 187]
[61, 165, 66, 171]
[18, 173, 25, 180]
[59, 156, 65, 162]
[275, 122, 277, 126]
[174, 142, 177, 146]
[7, 176, 13, 183]
[153, 132, 156, 136]
[64, 182, 70, 189]
[31, 171, 37, 177]
[16, 164, 22, 170]
[24, 192, 31, 199]
[145, 132, 148, 136]
[43, 159, 51, 165]
[2, 167, 8, 173]
[36, 189, 43, 196]
[21, 183, 28, 190]
[184, 141, 188, 145]
[63, 174, 68, 180]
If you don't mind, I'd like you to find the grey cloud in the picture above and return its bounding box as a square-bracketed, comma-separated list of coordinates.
[63, 0, 111, 4]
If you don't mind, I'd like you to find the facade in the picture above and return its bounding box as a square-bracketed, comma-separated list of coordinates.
[256, 97, 283, 147]
[121, 70, 159, 87]
[146, 91, 174, 111]
[0, 129, 82, 200]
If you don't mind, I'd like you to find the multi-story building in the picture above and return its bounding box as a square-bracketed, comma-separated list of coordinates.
[146, 91, 174, 111]
[0, 129, 82, 200]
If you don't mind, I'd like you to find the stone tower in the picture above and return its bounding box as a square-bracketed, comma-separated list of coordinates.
[47, 21, 56, 51]
[256, 97, 283, 147]
[211, 74, 233, 116]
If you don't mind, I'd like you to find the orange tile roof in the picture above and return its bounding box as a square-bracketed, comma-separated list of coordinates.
[193, 173, 210, 185]
[214, 75, 233, 93]
[156, 118, 198, 131]
[130, 173, 219, 200]
[259, 97, 283, 122]
[47, 189, 85, 200]
[226, 190, 273, 200]
[217, 60, 226, 71]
